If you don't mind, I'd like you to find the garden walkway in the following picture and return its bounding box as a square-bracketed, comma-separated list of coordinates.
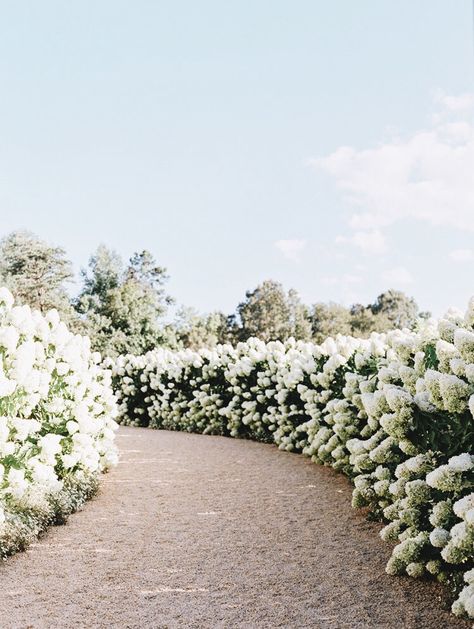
[0, 427, 470, 628]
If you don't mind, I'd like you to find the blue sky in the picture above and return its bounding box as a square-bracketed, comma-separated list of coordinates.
[0, 1, 473, 317]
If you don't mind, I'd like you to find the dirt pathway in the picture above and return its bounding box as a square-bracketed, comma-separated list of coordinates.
[0, 427, 469, 629]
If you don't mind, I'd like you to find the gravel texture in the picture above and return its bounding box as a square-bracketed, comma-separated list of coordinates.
[0, 426, 470, 629]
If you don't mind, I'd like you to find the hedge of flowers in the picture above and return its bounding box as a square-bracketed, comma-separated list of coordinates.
[0, 288, 118, 557]
[112, 298, 474, 620]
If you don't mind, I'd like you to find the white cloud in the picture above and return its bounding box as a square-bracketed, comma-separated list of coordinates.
[450, 248, 474, 262]
[336, 229, 387, 255]
[274, 238, 307, 262]
[382, 266, 414, 286]
[311, 93, 474, 232]
[434, 90, 474, 113]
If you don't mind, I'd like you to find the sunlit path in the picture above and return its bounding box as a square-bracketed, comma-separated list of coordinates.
[0, 427, 469, 629]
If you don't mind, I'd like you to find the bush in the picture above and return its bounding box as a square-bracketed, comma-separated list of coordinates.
[0, 287, 118, 555]
[112, 299, 474, 619]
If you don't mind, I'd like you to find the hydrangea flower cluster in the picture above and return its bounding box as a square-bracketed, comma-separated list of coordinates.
[113, 298, 474, 620]
[0, 288, 118, 556]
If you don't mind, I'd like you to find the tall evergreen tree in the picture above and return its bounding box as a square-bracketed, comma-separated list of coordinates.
[76, 246, 174, 357]
[0, 230, 74, 318]
[236, 280, 311, 342]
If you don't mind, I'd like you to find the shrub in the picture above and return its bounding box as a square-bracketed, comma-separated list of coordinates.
[112, 299, 474, 619]
[0, 287, 118, 556]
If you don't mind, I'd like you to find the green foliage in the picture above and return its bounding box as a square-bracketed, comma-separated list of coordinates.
[371, 289, 421, 329]
[409, 406, 474, 457]
[288, 288, 313, 341]
[76, 245, 174, 358]
[235, 280, 311, 342]
[424, 343, 440, 370]
[0, 230, 75, 320]
[0, 230, 427, 354]
[311, 302, 352, 341]
[311, 290, 426, 343]
[172, 307, 231, 349]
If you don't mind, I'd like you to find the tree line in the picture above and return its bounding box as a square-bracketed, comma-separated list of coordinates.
[0, 231, 428, 357]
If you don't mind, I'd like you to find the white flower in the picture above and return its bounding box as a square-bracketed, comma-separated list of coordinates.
[429, 528, 450, 548]
[8, 468, 29, 499]
[454, 494, 474, 519]
[0, 374, 16, 398]
[0, 287, 14, 310]
[448, 453, 474, 472]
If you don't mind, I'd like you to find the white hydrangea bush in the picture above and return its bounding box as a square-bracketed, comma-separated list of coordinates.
[113, 299, 474, 619]
[0, 288, 118, 556]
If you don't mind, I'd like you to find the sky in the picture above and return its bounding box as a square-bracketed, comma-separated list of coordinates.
[0, 1, 473, 317]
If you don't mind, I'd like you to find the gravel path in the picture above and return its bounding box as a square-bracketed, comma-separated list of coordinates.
[0, 427, 470, 629]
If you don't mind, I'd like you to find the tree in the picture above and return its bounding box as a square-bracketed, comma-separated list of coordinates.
[173, 307, 231, 349]
[235, 280, 311, 342]
[310, 302, 352, 342]
[0, 230, 75, 319]
[288, 288, 312, 341]
[370, 290, 420, 330]
[79, 244, 122, 302]
[350, 303, 391, 337]
[76, 246, 173, 357]
[310, 291, 424, 343]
